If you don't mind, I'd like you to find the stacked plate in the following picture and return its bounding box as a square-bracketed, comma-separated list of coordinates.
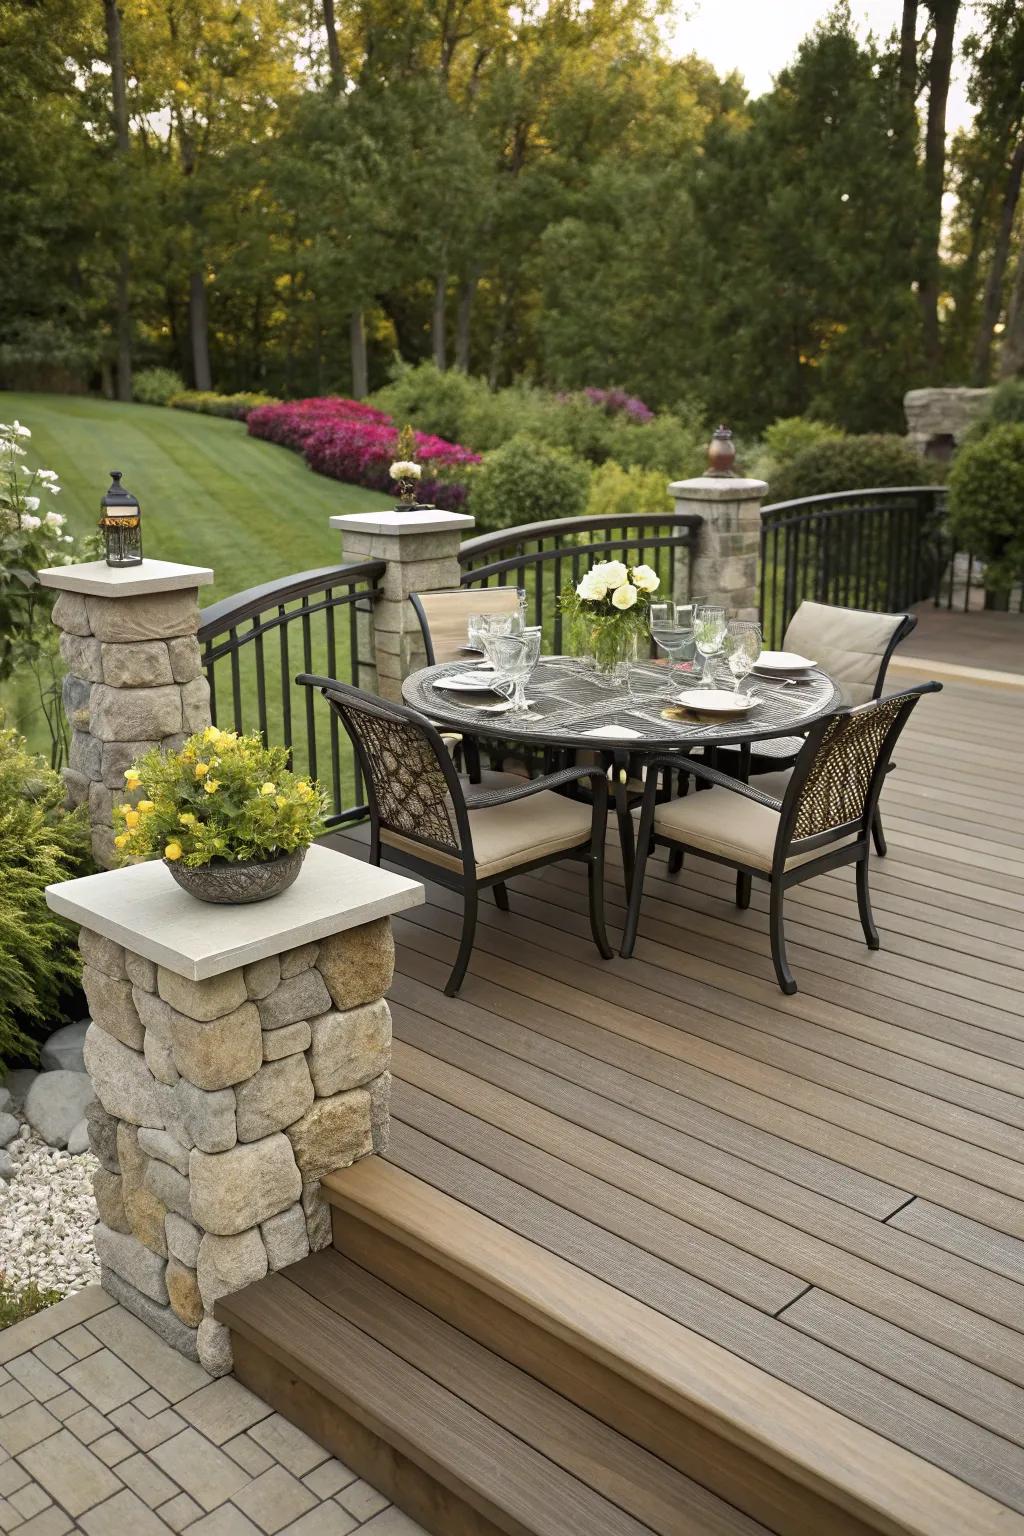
[753, 650, 815, 677]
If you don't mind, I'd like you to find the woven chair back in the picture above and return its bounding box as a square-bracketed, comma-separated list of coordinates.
[790, 693, 908, 840]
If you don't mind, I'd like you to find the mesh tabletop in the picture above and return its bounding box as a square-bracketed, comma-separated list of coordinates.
[402, 658, 842, 752]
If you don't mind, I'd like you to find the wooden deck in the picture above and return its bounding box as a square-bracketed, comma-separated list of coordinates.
[321, 672, 1024, 1528]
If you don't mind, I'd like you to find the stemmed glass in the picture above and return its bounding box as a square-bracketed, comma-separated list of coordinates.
[693, 605, 727, 687]
[723, 621, 762, 694]
[486, 631, 541, 717]
[649, 602, 691, 695]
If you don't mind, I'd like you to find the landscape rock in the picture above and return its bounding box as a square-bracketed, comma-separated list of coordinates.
[158, 967, 247, 1023]
[197, 1228, 268, 1310]
[234, 1054, 314, 1143]
[0, 1152, 13, 1183]
[94, 1224, 168, 1303]
[261, 1204, 309, 1271]
[78, 928, 128, 980]
[261, 1022, 311, 1062]
[59, 631, 103, 682]
[24, 1071, 96, 1148]
[166, 1258, 204, 1327]
[180, 675, 211, 732]
[100, 640, 174, 688]
[280, 942, 318, 979]
[144, 1031, 180, 1087]
[167, 636, 203, 684]
[101, 740, 160, 791]
[3, 1069, 38, 1105]
[89, 683, 183, 743]
[86, 1100, 119, 1172]
[175, 1080, 236, 1153]
[307, 1001, 391, 1097]
[243, 956, 280, 1001]
[101, 1268, 200, 1362]
[84, 1025, 162, 1126]
[170, 1001, 262, 1091]
[0, 1089, 10, 1114]
[258, 970, 331, 1031]
[134, 989, 175, 1041]
[317, 919, 395, 1010]
[69, 729, 102, 779]
[81, 969, 144, 1051]
[144, 1159, 192, 1220]
[67, 1119, 90, 1156]
[165, 1213, 202, 1269]
[285, 1090, 372, 1182]
[197, 1317, 232, 1377]
[85, 589, 200, 644]
[0, 1114, 19, 1149]
[52, 590, 91, 637]
[189, 1134, 301, 1236]
[138, 1128, 190, 1177]
[40, 1020, 90, 1074]
[93, 1168, 130, 1234]
[125, 950, 158, 992]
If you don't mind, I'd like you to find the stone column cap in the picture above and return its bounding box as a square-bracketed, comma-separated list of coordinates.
[38, 558, 214, 598]
[667, 477, 768, 501]
[330, 509, 474, 536]
[46, 845, 423, 980]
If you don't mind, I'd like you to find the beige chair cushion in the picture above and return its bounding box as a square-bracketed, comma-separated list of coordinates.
[783, 601, 907, 706]
[650, 787, 853, 873]
[382, 773, 593, 880]
[414, 588, 521, 665]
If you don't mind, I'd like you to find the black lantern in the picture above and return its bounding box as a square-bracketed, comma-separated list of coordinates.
[99, 471, 143, 567]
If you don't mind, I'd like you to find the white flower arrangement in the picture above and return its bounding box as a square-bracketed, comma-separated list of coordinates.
[389, 459, 422, 481]
[561, 559, 660, 672]
[573, 559, 659, 606]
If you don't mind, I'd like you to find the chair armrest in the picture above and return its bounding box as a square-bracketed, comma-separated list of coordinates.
[462, 764, 607, 810]
[643, 754, 783, 811]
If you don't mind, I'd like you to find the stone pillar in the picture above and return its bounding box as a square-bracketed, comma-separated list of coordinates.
[331, 509, 474, 701]
[46, 845, 423, 1376]
[668, 477, 767, 621]
[38, 559, 215, 869]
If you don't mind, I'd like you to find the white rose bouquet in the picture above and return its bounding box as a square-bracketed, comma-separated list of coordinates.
[560, 559, 660, 674]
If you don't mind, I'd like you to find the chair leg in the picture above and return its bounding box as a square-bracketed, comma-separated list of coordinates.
[369, 827, 381, 867]
[445, 885, 478, 997]
[464, 736, 482, 785]
[586, 851, 614, 960]
[620, 833, 653, 959]
[736, 872, 752, 910]
[857, 856, 880, 950]
[871, 805, 887, 857]
[493, 881, 510, 912]
[769, 879, 797, 994]
[667, 848, 684, 875]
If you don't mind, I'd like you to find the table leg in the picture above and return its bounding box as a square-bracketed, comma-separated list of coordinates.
[612, 750, 635, 890]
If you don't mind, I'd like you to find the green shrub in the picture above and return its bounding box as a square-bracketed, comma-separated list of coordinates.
[947, 423, 1024, 599]
[0, 724, 91, 1065]
[168, 390, 280, 421]
[768, 434, 930, 504]
[460, 382, 552, 450]
[752, 416, 845, 482]
[0, 1276, 62, 1330]
[468, 435, 590, 531]
[585, 460, 673, 520]
[371, 362, 485, 445]
[602, 410, 705, 478]
[132, 367, 185, 406]
[963, 379, 1024, 448]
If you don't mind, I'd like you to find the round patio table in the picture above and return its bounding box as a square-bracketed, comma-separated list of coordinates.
[402, 656, 842, 883]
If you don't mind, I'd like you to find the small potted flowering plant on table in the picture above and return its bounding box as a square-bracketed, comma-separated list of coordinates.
[560, 560, 660, 685]
[114, 727, 326, 904]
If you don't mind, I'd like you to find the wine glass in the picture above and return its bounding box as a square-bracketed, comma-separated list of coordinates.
[649, 603, 690, 694]
[486, 631, 541, 717]
[723, 621, 762, 693]
[693, 605, 727, 687]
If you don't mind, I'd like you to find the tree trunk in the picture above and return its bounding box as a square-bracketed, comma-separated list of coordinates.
[104, 0, 132, 402]
[189, 270, 212, 391]
[488, 282, 514, 390]
[350, 310, 368, 398]
[971, 138, 1024, 384]
[899, 0, 919, 108]
[323, 0, 343, 91]
[432, 269, 447, 370]
[455, 274, 476, 372]
[918, 0, 960, 371]
[999, 240, 1024, 378]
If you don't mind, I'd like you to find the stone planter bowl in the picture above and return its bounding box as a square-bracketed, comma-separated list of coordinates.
[164, 848, 307, 905]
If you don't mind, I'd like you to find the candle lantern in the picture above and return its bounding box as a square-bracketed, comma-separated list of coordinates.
[704, 425, 738, 478]
[99, 471, 143, 567]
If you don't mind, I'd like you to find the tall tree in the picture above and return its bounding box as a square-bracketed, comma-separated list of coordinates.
[917, 0, 960, 369]
[103, 0, 132, 401]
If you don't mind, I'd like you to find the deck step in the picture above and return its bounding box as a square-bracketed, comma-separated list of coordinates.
[315, 1157, 1021, 1536]
[217, 1251, 771, 1536]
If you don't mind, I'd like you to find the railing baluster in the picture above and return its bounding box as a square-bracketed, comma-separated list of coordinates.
[253, 617, 268, 743]
[229, 628, 243, 734]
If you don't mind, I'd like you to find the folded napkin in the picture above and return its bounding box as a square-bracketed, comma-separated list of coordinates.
[580, 724, 642, 740]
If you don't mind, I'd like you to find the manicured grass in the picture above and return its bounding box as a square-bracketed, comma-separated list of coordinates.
[0, 393, 392, 604]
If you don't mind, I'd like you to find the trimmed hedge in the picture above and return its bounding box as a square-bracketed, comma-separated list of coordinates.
[168, 390, 279, 421]
[767, 434, 930, 504]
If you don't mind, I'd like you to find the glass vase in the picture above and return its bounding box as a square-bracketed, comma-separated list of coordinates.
[569, 615, 643, 689]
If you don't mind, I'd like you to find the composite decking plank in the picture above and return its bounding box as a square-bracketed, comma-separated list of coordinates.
[390, 1066, 1024, 1380]
[888, 1200, 1024, 1285]
[383, 1120, 1024, 1514]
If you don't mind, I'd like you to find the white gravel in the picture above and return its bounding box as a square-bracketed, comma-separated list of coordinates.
[0, 1116, 99, 1297]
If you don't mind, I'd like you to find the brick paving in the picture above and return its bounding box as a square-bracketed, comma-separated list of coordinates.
[0, 1287, 427, 1535]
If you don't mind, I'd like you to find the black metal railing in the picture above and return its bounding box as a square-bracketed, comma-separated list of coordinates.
[759, 486, 947, 648]
[197, 562, 385, 825]
[459, 511, 703, 653]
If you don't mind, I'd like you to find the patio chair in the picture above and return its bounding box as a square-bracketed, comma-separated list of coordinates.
[715, 601, 917, 858]
[620, 683, 941, 994]
[298, 675, 613, 996]
[409, 586, 522, 666]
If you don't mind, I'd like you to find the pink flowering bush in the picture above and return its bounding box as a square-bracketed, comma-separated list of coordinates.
[581, 388, 654, 424]
[247, 397, 478, 509]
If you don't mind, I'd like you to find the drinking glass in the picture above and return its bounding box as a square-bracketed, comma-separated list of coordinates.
[723, 621, 762, 693]
[467, 614, 487, 652]
[693, 605, 727, 686]
[486, 632, 541, 717]
[649, 603, 690, 695]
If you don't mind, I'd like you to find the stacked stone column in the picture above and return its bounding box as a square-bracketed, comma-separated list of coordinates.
[81, 916, 394, 1377]
[331, 509, 474, 701]
[668, 476, 768, 621]
[39, 561, 215, 869]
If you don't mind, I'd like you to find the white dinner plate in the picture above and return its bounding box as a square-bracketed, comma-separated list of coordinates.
[754, 650, 815, 674]
[674, 688, 759, 715]
[433, 674, 506, 693]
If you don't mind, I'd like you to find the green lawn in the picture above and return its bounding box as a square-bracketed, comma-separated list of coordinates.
[1, 393, 391, 764]
[0, 393, 391, 605]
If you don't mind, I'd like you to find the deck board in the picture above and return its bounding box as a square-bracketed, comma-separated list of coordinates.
[329, 674, 1024, 1522]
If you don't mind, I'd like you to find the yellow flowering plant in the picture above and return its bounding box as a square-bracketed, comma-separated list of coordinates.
[113, 728, 325, 869]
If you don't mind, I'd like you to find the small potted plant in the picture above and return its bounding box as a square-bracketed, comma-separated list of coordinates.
[559, 559, 660, 685]
[113, 728, 325, 904]
[389, 422, 423, 509]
